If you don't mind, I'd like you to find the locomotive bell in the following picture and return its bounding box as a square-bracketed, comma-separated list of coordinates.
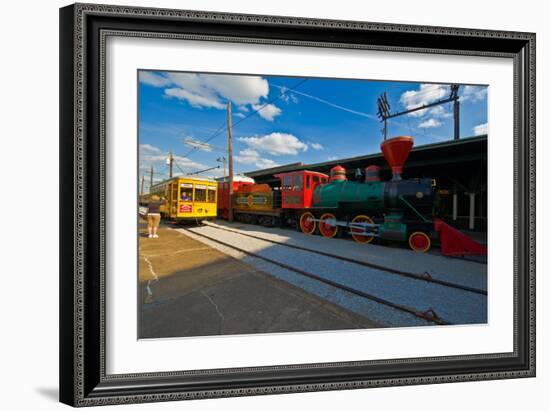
[380, 136, 414, 181]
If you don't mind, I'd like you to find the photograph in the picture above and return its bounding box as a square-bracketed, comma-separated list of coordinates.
[137, 70, 489, 339]
[56, 2, 536, 406]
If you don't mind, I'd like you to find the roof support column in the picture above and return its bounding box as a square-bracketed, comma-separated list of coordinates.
[452, 186, 458, 222]
[468, 192, 476, 230]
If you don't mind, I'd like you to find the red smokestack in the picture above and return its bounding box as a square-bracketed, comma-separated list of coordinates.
[381, 136, 414, 180]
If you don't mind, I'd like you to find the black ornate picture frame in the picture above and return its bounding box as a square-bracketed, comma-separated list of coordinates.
[59, 3, 535, 407]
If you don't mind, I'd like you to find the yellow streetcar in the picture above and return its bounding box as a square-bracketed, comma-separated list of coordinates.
[144, 176, 218, 222]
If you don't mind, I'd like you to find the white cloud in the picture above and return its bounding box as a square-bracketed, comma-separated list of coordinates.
[164, 87, 225, 109]
[234, 148, 279, 169]
[461, 85, 488, 102]
[197, 74, 269, 106]
[310, 143, 324, 150]
[159, 72, 269, 108]
[182, 137, 214, 152]
[428, 105, 452, 119]
[238, 132, 308, 156]
[139, 71, 293, 125]
[418, 118, 442, 128]
[141, 71, 283, 122]
[400, 84, 448, 117]
[472, 122, 488, 136]
[327, 156, 338, 161]
[251, 103, 282, 121]
[139, 143, 210, 181]
[139, 71, 171, 87]
[278, 87, 299, 104]
[234, 112, 246, 119]
[139, 143, 162, 155]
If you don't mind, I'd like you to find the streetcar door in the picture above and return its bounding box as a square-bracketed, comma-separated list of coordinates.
[170, 182, 178, 217]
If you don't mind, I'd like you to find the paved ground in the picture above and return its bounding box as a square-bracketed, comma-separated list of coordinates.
[138, 223, 379, 339]
[203, 220, 488, 292]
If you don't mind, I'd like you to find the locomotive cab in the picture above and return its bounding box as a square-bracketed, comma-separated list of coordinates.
[274, 171, 329, 209]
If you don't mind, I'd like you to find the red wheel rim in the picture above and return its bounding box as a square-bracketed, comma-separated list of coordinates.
[409, 232, 431, 252]
[299, 212, 316, 234]
[351, 215, 374, 243]
[319, 213, 338, 238]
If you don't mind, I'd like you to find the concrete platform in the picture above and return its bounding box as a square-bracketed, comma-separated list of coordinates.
[138, 224, 379, 339]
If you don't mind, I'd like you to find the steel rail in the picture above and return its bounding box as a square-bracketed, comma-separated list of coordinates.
[200, 222, 487, 296]
[182, 227, 450, 326]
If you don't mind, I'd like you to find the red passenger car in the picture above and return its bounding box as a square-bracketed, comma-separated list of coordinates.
[217, 175, 254, 219]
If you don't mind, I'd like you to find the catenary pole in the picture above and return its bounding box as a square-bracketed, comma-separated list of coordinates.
[227, 101, 234, 222]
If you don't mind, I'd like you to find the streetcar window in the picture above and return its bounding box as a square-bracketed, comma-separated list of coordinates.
[207, 188, 216, 202]
[293, 175, 303, 191]
[313, 176, 319, 184]
[180, 187, 193, 201]
[306, 175, 311, 189]
[195, 187, 207, 202]
[283, 175, 292, 190]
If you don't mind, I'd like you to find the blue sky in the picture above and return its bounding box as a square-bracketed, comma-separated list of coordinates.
[138, 70, 487, 187]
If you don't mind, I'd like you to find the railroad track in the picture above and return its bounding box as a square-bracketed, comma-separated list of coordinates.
[179, 225, 483, 326]
[199, 222, 487, 296]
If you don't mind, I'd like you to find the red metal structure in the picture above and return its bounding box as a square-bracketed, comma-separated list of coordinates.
[434, 218, 488, 256]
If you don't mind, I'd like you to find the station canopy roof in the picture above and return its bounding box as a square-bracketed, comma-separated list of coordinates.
[245, 134, 487, 181]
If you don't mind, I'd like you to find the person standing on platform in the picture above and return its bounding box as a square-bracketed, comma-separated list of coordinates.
[147, 195, 164, 238]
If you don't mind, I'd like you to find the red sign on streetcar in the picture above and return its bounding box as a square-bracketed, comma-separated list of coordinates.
[180, 204, 193, 213]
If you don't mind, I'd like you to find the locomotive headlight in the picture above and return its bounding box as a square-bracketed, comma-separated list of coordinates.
[416, 191, 424, 199]
[432, 179, 437, 187]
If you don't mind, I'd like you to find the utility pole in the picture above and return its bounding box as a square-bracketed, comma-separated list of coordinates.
[149, 167, 154, 192]
[140, 176, 145, 197]
[376, 92, 390, 141]
[167, 151, 174, 178]
[451, 84, 460, 140]
[377, 85, 461, 141]
[227, 101, 234, 223]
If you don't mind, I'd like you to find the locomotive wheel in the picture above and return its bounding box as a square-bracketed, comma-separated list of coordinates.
[350, 215, 374, 244]
[299, 211, 316, 235]
[319, 213, 338, 238]
[408, 231, 431, 253]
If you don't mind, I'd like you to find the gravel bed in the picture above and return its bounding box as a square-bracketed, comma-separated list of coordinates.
[183, 225, 487, 325]
[205, 220, 488, 292]
[179, 227, 426, 327]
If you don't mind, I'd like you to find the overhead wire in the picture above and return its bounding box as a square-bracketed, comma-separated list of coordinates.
[172, 157, 187, 175]
[270, 83, 377, 119]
